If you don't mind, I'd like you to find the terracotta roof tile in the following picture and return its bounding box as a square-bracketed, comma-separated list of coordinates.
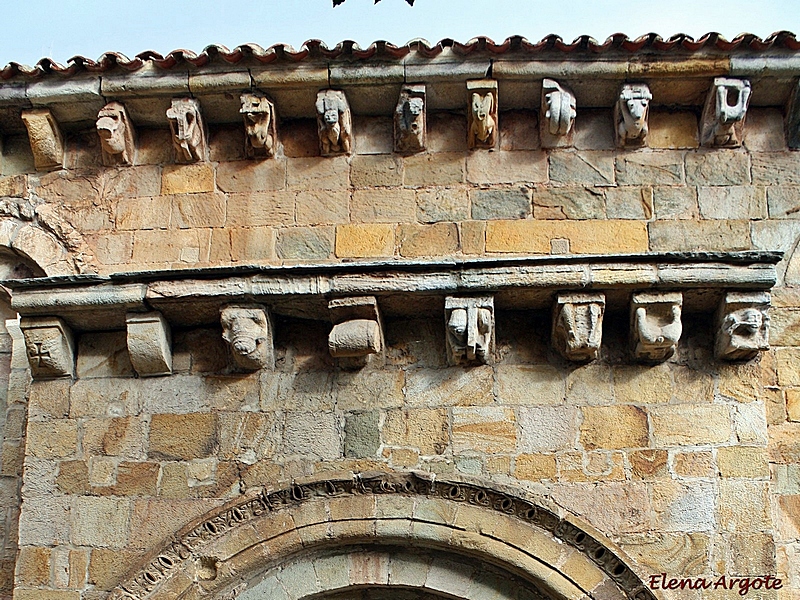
[2, 32, 799, 81]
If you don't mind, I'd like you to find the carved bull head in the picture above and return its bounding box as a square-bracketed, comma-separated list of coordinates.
[616, 84, 652, 147]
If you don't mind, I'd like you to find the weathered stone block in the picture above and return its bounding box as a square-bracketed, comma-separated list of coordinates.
[27, 420, 78, 458]
[616, 152, 684, 185]
[452, 406, 516, 452]
[344, 411, 380, 458]
[699, 185, 767, 219]
[459, 220, 485, 255]
[398, 223, 458, 257]
[650, 405, 731, 446]
[752, 153, 800, 184]
[718, 481, 770, 532]
[514, 453, 556, 480]
[580, 406, 649, 449]
[471, 187, 531, 220]
[648, 220, 750, 251]
[405, 366, 493, 406]
[226, 191, 294, 226]
[403, 152, 464, 187]
[230, 226, 276, 261]
[416, 187, 470, 223]
[672, 450, 716, 477]
[161, 163, 214, 195]
[517, 406, 579, 451]
[383, 408, 448, 455]
[629, 449, 668, 479]
[653, 186, 698, 219]
[76, 331, 133, 379]
[651, 480, 715, 532]
[276, 227, 334, 260]
[351, 188, 416, 223]
[717, 446, 768, 477]
[533, 187, 605, 219]
[497, 365, 564, 405]
[550, 151, 614, 186]
[281, 411, 340, 459]
[287, 156, 350, 190]
[71, 496, 130, 548]
[648, 111, 699, 148]
[351, 154, 403, 187]
[335, 224, 394, 258]
[148, 413, 217, 460]
[466, 150, 547, 184]
[115, 196, 171, 230]
[216, 158, 286, 192]
[486, 219, 648, 254]
[296, 189, 349, 225]
[685, 150, 750, 185]
[605, 186, 653, 220]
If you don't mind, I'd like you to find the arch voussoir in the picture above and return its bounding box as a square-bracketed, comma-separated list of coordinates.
[107, 473, 657, 600]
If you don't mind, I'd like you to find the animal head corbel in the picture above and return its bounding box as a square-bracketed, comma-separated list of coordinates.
[701, 77, 751, 147]
[394, 84, 426, 153]
[615, 83, 652, 147]
[96, 102, 136, 166]
[167, 98, 207, 163]
[467, 79, 498, 149]
[241, 93, 277, 158]
[316, 90, 352, 156]
[220, 304, 274, 371]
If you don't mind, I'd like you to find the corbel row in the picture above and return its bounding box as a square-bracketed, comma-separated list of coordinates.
[19, 76, 755, 171]
[18, 290, 769, 380]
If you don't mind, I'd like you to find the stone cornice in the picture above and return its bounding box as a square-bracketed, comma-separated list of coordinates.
[6, 251, 780, 329]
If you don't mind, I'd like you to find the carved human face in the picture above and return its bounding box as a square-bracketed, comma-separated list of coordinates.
[323, 101, 340, 126]
[96, 108, 127, 155]
[220, 307, 268, 357]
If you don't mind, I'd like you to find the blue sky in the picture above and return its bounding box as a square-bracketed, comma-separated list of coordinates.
[3, 0, 798, 67]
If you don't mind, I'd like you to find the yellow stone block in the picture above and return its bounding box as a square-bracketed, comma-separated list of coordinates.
[335, 223, 395, 258]
[161, 163, 214, 195]
[648, 111, 700, 149]
[486, 220, 648, 254]
[514, 453, 557, 480]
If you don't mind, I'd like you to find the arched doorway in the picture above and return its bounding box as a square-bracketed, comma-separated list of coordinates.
[108, 473, 656, 600]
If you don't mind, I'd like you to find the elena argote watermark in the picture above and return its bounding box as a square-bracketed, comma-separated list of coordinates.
[648, 573, 783, 595]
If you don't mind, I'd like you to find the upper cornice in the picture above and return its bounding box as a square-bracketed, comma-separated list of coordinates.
[3, 32, 800, 80]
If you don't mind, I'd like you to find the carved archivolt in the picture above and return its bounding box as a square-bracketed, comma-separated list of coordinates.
[106, 472, 655, 600]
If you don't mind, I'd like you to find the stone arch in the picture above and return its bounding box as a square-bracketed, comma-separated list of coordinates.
[0, 215, 87, 276]
[107, 473, 657, 600]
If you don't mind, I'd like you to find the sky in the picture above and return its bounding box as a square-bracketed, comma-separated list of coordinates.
[2, 0, 798, 68]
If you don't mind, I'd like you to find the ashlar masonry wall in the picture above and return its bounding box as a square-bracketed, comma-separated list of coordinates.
[0, 46, 798, 600]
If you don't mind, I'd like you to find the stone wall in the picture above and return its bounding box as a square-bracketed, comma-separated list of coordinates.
[0, 64, 798, 600]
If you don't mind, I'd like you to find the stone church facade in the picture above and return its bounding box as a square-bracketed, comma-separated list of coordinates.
[0, 33, 797, 600]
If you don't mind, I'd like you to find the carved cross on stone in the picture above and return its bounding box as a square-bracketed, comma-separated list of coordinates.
[631, 292, 683, 362]
[715, 291, 770, 361]
[552, 293, 605, 362]
[445, 296, 494, 365]
[20, 316, 75, 379]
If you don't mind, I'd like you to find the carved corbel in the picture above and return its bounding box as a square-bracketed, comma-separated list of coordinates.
[445, 296, 494, 365]
[786, 80, 800, 149]
[96, 101, 136, 166]
[328, 296, 384, 369]
[540, 79, 577, 148]
[220, 304, 274, 371]
[20, 109, 65, 171]
[126, 312, 172, 377]
[167, 98, 207, 163]
[316, 90, 352, 156]
[701, 77, 751, 147]
[20, 316, 74, 379]
[630, 292, 683, 362]
[614, 84, 652, 148]
[552, 293, 605, 362]
[715, 291, 770, 361]
[394, 84, 426, 153]
[467, 79, 498, 149]
[240, 93, 277, 159]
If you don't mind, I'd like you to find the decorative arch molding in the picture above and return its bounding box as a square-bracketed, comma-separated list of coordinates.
[0, 213, 90, 277]
[108, 473, 657, 600]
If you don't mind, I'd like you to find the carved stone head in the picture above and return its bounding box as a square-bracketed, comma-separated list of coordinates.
[240, 93, 276, 158]
[615, 84, 652, 147]
[220, 304, 273, 371]
[167, 98, 206, 163]
[96, 102, 135, 166]
[316, 90, 352, 155]
[715, 291, 770, 361]
[445, 296, 494, 365]
[467, 80, 498, 149]
[394, 85, 426, 153]
[552, 293, 605, 362]
[702, 77, 751, 147]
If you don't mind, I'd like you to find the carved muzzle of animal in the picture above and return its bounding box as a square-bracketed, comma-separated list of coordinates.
[96, 114, 125, 154]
